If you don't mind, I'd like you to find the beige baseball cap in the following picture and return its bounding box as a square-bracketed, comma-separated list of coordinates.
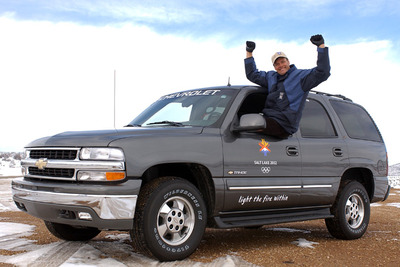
[271, 51, 288, 64]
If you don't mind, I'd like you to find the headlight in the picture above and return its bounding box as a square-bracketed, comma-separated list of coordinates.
[80, 148, 124, 161]
[77, 171, 126, 181]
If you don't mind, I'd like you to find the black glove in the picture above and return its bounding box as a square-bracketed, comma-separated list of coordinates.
[310, 34, 324, 46]
[246, 41, 256, 52]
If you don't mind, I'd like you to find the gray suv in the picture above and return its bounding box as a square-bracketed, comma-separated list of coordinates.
[12, 85, 390, 261]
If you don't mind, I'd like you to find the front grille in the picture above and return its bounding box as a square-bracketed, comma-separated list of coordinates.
[28, 167, 75, 178]
[30, 150, 78, 160]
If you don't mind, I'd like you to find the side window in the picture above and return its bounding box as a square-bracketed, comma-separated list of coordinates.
[330, 100, 382, 142]
[300, 99, 337, 138]
[237, 93, 266, 117]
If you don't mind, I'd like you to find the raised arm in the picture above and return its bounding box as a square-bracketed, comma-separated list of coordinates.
[244, 41, 269, 87]
[301, 34, 331, 91]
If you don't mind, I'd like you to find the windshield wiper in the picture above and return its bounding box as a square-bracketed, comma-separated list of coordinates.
[146, 121, 184, 127]
[124, 124, 141, 127]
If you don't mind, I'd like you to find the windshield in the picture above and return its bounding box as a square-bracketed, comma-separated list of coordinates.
[128, 89, 236, 127]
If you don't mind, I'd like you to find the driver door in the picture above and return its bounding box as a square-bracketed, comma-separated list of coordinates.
[222, 92, 302, 211]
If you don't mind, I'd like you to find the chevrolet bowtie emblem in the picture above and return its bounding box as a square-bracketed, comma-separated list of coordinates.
[35, 158, 48, 170]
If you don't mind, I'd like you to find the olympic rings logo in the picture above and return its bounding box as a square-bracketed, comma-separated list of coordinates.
[261, 167, 271, 174]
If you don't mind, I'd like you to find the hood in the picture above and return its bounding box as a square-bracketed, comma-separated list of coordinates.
[25, 127, 204, 148]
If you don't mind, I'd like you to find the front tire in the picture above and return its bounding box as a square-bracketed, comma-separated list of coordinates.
[131, 176, 207, 261]
[325, 180, 370, 240]
[44, 221, 101, 241]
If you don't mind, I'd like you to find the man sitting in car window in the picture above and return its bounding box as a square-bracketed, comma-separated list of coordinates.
[244, 34, 331, 138]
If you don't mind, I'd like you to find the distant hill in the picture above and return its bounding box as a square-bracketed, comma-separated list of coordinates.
[389, 163, 400, 176]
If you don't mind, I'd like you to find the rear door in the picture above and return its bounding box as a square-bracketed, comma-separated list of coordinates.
[298, 96, 348, 206]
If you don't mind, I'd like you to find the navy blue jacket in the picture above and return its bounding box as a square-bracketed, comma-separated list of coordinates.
[245, 47, 331, 134]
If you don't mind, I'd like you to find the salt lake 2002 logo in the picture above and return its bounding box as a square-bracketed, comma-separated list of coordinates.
[258, 139, 271, 156]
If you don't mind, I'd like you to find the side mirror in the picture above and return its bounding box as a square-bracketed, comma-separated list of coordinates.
[233, 114, 266, 132]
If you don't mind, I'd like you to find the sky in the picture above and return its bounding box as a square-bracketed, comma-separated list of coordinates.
[0, 0, 400, 164]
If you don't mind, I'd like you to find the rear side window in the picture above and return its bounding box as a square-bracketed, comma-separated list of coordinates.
[330, 100, 382, 142]
[300, 99, 337, 138]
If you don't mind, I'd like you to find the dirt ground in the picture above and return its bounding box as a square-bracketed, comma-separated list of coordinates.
[1, 189, 399, 267]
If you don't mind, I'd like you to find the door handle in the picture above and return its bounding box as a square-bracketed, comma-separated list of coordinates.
[333, 147, 343, 157]
[286, 146, 299, 156]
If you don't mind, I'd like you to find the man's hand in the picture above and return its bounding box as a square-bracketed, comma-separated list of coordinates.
[310, 35, 324, 47]
[246, 41, 256, 52]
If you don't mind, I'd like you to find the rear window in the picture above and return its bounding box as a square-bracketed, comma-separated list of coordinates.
[330, 100, 382, 142]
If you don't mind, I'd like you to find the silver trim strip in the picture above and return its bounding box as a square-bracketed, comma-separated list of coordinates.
[303, 185, 332, 188]
[229, 185, 302, 190]
[229, 184, 332, 190]
[27, 147, 80, 152]
[12, 187, 136, 220]
[22, 158, 125, 170]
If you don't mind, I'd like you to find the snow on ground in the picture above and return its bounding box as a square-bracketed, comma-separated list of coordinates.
[387, 203, 400, 209]
[1, 173, 400, 266]
[0, 178, 19, 212]
[389, 176, 400, 189]
[0, 166, 22, 177]
[291, 238, 319, 249]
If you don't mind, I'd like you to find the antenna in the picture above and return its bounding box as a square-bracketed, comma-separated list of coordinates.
[114, 70, 116, 129]
[227, 77, 231, 86]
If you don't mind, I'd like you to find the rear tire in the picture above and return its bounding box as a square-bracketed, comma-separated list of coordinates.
[130, 176, 207, 261]
[325, 181, 370, 240]
[44, 221, 101, 241]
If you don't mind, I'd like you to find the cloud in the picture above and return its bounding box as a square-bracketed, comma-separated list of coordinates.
[1, 0, 379, 27]
[4, 1, 400, 52]
[40, 0, 209, 24]
[351, 0, 400, 16]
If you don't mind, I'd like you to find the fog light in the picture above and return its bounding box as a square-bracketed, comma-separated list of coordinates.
[78, 212, 92, 221]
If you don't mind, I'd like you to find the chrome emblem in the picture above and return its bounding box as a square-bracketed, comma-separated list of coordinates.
[35, 158, 48, 170]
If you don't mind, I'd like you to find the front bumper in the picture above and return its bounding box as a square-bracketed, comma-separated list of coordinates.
[12, 177, 141, 230]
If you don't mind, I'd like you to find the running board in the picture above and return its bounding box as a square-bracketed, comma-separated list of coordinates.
[214, 207, 333, 229]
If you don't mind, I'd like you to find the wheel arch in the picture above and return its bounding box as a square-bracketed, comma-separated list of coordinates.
[140, 163, 215, 224]
[340, 168, 374, 201]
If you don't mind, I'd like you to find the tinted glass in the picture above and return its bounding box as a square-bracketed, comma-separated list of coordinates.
[237, 93, 267, 116]
[300, 99, 337, 138]
[129, 89, 236, 127]
[330, 100, 382, 142]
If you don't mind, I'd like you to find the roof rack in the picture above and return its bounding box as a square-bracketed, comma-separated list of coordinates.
[311, 90, 352, 102]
